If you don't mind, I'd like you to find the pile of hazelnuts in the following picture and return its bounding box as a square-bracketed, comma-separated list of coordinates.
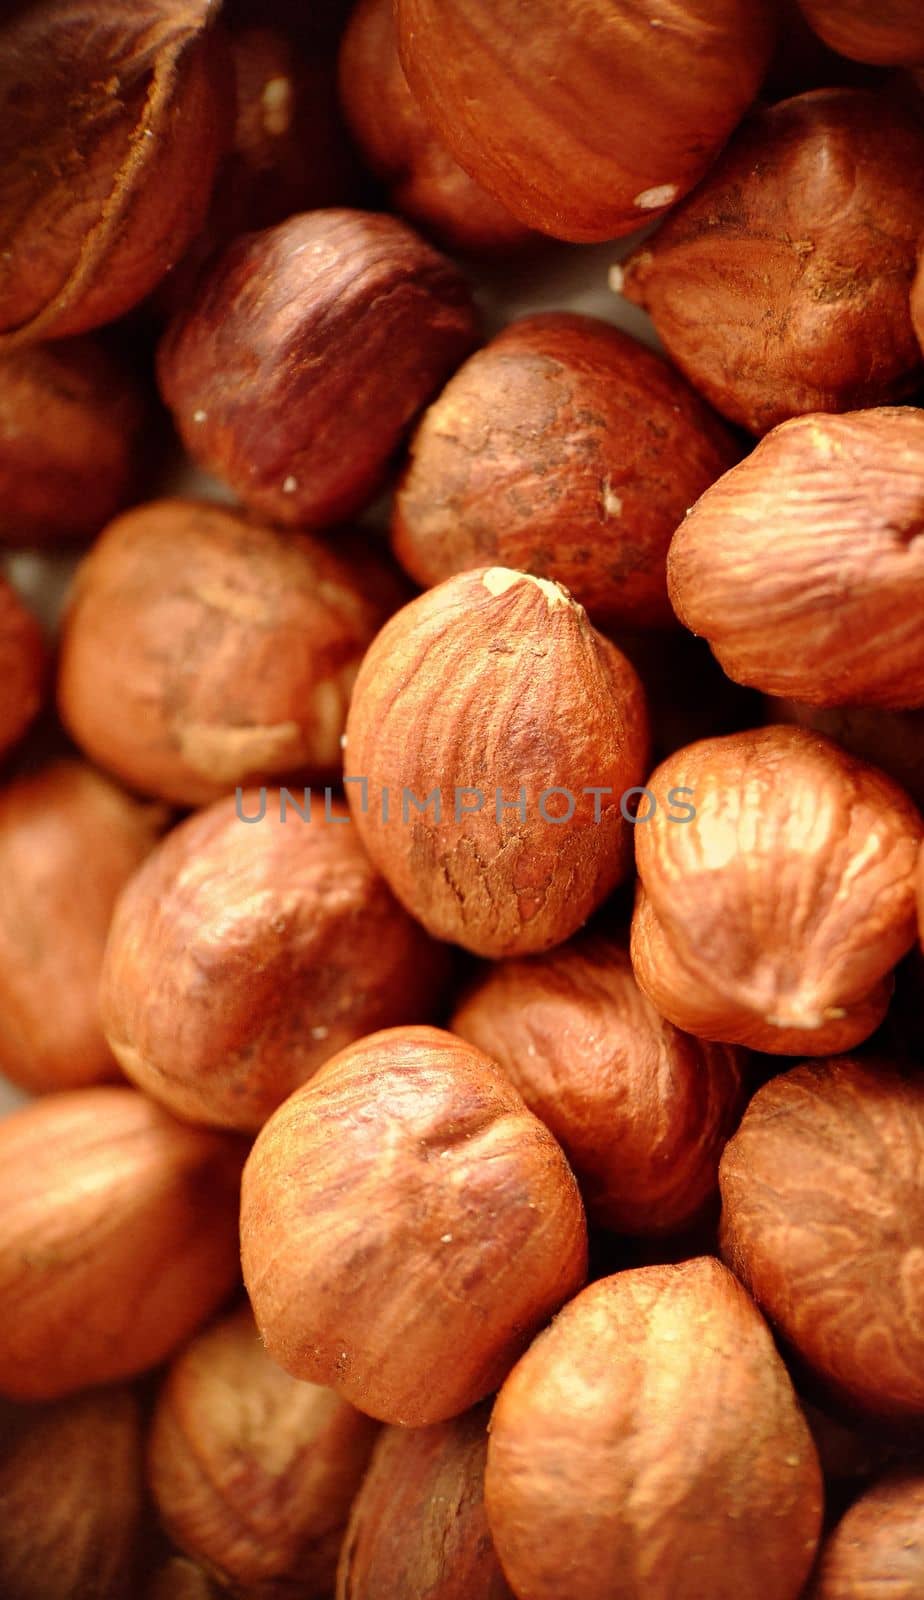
[1, 2, 923, 1597]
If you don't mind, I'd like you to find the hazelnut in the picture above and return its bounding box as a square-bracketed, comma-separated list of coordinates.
[157, 210, 479, 529]
[796, 1, 924, 65]
[146, 1559, 218, 1600]
[768, 699, 924, 811]
[484, 1258, 823, 1600]
[392, 313, 739, 631]
[344, 567, 650, 958]
[668, 408, 924, 709]
[809, 1471, 924, 1598]
[913, 247, 924, 353]
[719, 1055, 924, 1420]
[393, 0, 775, 243]
[0, 1085, 245, 1399]
[631, 726, 923, 1053]
[0, 576, 44, 762]
[149, 1303, 379, 1598]
[100, 787, 452, 1132]
[0, 1386, 143, 1600]
[451, 931, 746, 1236]
[0, 1, 232, 345]
[618, 89, 924, 433]
[0, 760, 166, 1094]
[57, 499, 407, 805]
[337, 1401, 513, 1600]
[240, 1025, 588, 1425]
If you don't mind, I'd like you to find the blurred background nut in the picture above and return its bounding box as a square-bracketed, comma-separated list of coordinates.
[913, 248, 924, 354]
[0, 577, 43, 763]
[767, 700, 924, 812]
[795, 0, 924, 64]
[146, 1558, 219, 1600]
[809, 1471, 924, 1597]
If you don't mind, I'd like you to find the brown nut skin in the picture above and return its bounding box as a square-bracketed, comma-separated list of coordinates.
[913, 250, 924, 355]
[484, 1258, 824, 1600]
[720, 1057, 924, 1422]
[240, 1025, 588, 1427]
[796, 1, 924, 65]
[0, 1086, 245, 1400]
[100, 789, 452, 1132]
[393, 0, 775, 244]
[0, 577, 43, 762]
[768, 700, 924, 812]
[0, 1386, 144, 1600]
[343, 567, 650, 958]
[809, 1471, 924, 1598]
[630, 726, 923, 1054]
[146, 1559, 219, 1600]
[0, 761, 166, 1094]
[392, 313, 739, 632]
[0, 1, 232, 346]
[149, 1303, 379, 1599]
[669, 408, 924, 710]
[619, 90, 924, 435]
[337, 1402, 513, 1600]
[451, 933, 746, 1237]
[157, 209, 479, 530]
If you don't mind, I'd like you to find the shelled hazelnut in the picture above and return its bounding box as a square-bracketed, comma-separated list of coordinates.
[240, 1025, 588, 1425]
[0, 577, 44, 762]
[796, 0, 924, 64]
[158, 210, 479, 528]
[809, 1471, 924, 1597]
[392, 314, 738, 630]
[100, 788, 452, 1132]
[485, 1258, 823, 1600]
[618, 90, 924, 433]
[768, 700, 924, 811]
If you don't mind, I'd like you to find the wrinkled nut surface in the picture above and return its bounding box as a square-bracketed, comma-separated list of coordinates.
[149, 1302, 378, 1598]
[452, 933, 745, 1236]
[796, 0, 924, 64]
[393, 313, 738, 630]
[57, 499, 405, 805]
[809, 1471, 924, 1598]
[394, 0, 775, 242]
[344, 567, 650, 957]
[100, 789, 451, 1132]
[157, 209, 479, 529]
[0, 1086, 245, 1400]
[720, 1056, 924, 1420]
[631, 726, 923, 1053]
[619, 89, 924, 434]
[669, 408, 924, 709]
[0, 761, 166, 1094]
[0, 577, 43, 762]
[0, 0, 231, 344]
[240, 1026, 588, 1426]
[485, 1258, 823, 1600]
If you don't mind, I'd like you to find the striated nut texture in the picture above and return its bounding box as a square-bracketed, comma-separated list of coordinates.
[240, 1025, 588, 1426]
[809, 1471, 924, 1598]
[0, 577, 43, 762]
[796, 0, 924, 64]
[393, 313, 739, 630]
[158, 209, 479, 528]
[485, 1258, 823, 1600]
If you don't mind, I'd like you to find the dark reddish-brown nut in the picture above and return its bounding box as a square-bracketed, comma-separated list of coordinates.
[618, 90, 924, 434]
[764, 0, 888, 96]
[452, 932, 745, 1236]
[344, 568, 650, 958]
[337, 1402, 513, 1600]
[240, 1025, 588, 1426]
[913, 249, 924, 354]
[392, 313, 739, 631]
[796, 0, 924, 64]
[0, 1086, 244, 1400]
[0, 577, 43, 762]
[919, 844, 924, 949]
[0, 1386, 144, 1600]
[768, 700, 924, 811]
[809, 1471, 924, 1597]
[338, 0, 531, 255]
[0, 1, 232, 345]
[393, 0, 775, 243]
[485, 1258, 823, 1600]
[669, 408, 924, 709]
[57, 499, 406, 805]
[149, 1303, 379, 1598]
[146, 1560, 219, 1600]
[157, 210, 479, 529]
[0, 761, 166, 1094]
[100, 788, 452, 1132]
[631, 726, 923, 1054]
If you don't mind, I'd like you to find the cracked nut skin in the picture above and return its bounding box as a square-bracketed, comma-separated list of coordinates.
[669, 408, 924, 709]
[720, 1057, 924, 1421]
[0, 578, 43, 762]
[485, 1258, 823, 1600]
[630, 726, 923, 1054]
[0, 0, 232, 345]
[337, 1401, 513, 1600]
[343, 567, 650, 958]
[796, 0, 924, 64]
[157, 209, 479, 529]
[393, 0, 775, 243]
[0, 1086, 245, 1400]
[100, 789, 452, 1132]
[149, 1303, 379, 1599]
[392, 313, 739, 631]
[809, 1470, 924, 1598]
[57, 499, 406, 805]
[619, 90, 924, 434]
[240, 1025, 588, 1426]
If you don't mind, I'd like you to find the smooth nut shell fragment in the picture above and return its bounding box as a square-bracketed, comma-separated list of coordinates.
[0, 578, 43, 761]
[809, 1471, 924, 1597]
[796, 0, 924, 64]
